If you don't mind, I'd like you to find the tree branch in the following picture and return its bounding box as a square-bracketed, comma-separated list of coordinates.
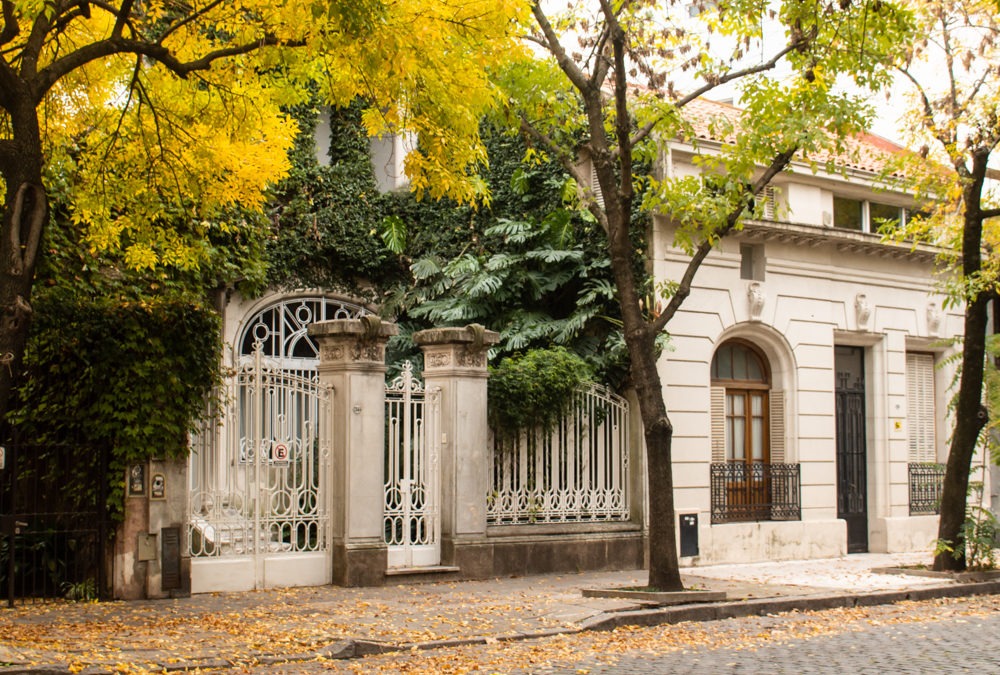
[34, 33, 292, 101]
[629, 31, 816, 152]
[0, 0, 18, 47]
[980, 207, 1000, 220]
[112, 0, 134, 38]
[651, 147, 797, 333]
[604, 0, 632, 212]
[157, 0, 228, 44]
[531, 1, 593, 96]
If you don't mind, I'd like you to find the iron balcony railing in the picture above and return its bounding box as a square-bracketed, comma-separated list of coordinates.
[908, 463, 945, 516]
[710, 462, 801, 524]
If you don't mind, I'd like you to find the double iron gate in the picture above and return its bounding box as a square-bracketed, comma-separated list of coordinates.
[384, 362, 441, 569]
[188, 348, 333, 591]
[188, 353, 442, 590]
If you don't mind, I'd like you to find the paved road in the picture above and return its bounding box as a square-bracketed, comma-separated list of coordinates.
[555, 605, 1000, 674]
[234, 595, 1000, 674]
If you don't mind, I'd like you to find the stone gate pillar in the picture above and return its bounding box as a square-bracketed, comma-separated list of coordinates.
[309, 316, 398, 586]
[414, 324, 499, 576]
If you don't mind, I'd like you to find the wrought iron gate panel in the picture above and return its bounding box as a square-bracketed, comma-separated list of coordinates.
[384, 362, 441, 568]
[835, 346, 868, 554]
[189, 348, 331, 565]
[488, 385, 630, 525]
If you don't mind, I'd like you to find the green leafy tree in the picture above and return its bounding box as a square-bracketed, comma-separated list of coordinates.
[501, 0, 912, 590]
[380, 125, 640, 384]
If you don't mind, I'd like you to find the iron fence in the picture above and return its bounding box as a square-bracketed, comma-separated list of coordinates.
[710, 462, 801, 524]
[0, 439, 111, 605]
[908, 463, 945, 516]
[488, 385, 630, 525]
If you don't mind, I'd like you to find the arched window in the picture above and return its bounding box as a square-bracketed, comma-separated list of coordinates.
[238, 295, 369, 373]
[711, 341, 770, 465]
[710, 339, 797, 523]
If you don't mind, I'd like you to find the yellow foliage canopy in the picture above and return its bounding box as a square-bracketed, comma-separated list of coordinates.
[3, 0, 528, 269]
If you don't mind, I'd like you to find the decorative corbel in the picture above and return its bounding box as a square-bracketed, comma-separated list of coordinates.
[747, 282, 765, 321]
[855, 293, 871, 330]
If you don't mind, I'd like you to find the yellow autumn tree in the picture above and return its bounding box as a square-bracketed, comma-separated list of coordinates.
[0, 0, 527, 420]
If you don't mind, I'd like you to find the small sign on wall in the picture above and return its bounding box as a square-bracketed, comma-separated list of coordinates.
[128, 464, 146, 497]
[272, 442, 289, 465]
[151, 473, 166, 500]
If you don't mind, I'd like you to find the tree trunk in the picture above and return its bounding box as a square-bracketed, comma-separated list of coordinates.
[634, 356, 683, 591]
[0, 98, 47, 429]
[934, 155, 990, 572]
[934, 293, 989, 571]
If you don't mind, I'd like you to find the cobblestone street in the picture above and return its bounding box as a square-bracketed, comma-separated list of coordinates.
[259, 595, 1000, 674]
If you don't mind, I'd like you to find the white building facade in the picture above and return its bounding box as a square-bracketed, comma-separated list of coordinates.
[655, 125, 958, 565]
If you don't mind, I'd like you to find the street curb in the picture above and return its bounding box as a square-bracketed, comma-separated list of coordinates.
[1, 581, 998, 673]
[577, 580, 1000, 632]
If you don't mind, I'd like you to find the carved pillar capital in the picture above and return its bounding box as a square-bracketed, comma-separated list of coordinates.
[413, 324, 499, 376]
[309, 317, 399, 370]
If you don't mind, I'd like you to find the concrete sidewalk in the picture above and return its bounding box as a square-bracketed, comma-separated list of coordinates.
[0, 551, 993, 674]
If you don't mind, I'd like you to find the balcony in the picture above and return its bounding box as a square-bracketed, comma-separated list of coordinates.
[710, 462, 801, 524]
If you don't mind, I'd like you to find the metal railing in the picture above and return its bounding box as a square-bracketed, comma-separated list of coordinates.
[488, 385, 630, 525]
[710, 462, 801, 524]
[908, 463, 945, 516]
[1, 439, 111, 605]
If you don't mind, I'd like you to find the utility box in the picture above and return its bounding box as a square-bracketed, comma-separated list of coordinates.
[679, 513, 698, 557]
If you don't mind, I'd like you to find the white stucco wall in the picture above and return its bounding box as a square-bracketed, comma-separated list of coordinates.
[652, 201, 961, 565]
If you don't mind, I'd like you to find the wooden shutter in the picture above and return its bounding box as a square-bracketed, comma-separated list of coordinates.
[763, 186, 777, 220]
[711, 386, 726, 462]
[906, 353, 936, 463]
[769, 390, 785, 463]
[589, 160, 606, 208]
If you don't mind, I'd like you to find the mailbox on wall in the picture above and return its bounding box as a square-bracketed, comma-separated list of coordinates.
[679, 513, 698, 557]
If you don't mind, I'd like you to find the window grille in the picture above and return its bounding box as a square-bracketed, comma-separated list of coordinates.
[908, 463, 945, 515]
[710, 462, 801, 523]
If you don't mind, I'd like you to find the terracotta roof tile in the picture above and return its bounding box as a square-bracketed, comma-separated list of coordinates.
[676, 96, 906, 177]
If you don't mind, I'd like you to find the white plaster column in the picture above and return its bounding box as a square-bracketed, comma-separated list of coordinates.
[309, 317, 398, 586]
[413, 324, 498, 575]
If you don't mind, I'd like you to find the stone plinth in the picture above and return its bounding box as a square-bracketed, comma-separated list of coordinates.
[414, 324, 499, 571]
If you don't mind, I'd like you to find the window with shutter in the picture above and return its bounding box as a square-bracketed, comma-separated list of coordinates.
[589, 159, 606, 208]
[906, 352, 936, 463]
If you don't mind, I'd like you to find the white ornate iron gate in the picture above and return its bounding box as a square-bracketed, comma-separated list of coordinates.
[384, 362, 441, 569]
[488, 384, 630, 525]
[188, 348, 332, 592]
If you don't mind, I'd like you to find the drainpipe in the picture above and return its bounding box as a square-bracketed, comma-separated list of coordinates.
[990, 291, 1000, 534]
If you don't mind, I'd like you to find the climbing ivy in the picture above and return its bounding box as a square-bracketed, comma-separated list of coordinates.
[10, 290, 221, 523]
[7, 188, 227, 523]
[262, 101, 407, 299]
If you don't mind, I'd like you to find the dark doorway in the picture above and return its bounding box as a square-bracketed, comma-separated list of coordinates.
[835, 346, 868, 553]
